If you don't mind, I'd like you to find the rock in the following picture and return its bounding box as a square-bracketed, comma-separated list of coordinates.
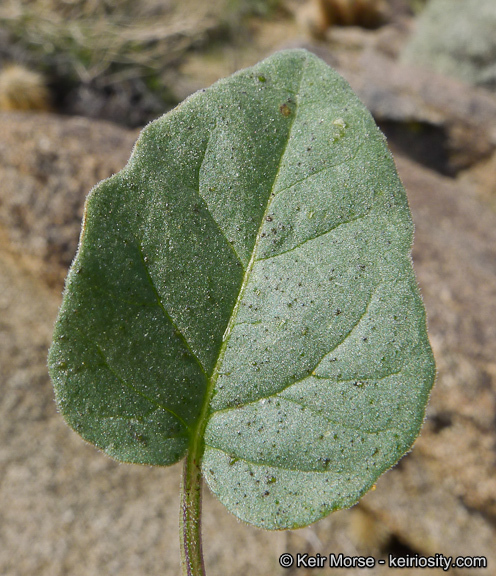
[0, 112, 138, 287]
[401, 0, 496, 93]
[460, 150, 496, 210]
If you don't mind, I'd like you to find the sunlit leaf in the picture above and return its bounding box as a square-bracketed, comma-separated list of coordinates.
[48, 49, 435, 529]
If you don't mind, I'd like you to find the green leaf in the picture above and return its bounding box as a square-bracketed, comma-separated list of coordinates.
[48, 49, 435, 530]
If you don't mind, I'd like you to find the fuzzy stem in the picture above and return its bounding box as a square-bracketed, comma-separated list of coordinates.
[180, 452, 206, 576]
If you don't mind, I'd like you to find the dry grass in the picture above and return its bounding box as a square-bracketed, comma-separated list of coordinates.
[0, 0, 282, 81]
[0, 0, 282, 123]
[0, 0, 232, 84]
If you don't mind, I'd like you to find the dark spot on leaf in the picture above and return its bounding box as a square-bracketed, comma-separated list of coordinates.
[279, 103, 291, 117]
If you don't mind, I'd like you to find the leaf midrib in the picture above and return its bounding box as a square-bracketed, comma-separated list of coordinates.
[187, 55, 308, 463]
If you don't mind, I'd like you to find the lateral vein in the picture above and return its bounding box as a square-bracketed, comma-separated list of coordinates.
[92, 340, 191, 432]
[136, 240, 209, 378]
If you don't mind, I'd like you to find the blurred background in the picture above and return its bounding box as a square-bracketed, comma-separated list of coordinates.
[1, 1, 495, 574]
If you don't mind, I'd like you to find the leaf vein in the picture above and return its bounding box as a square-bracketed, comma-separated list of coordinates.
[191, 55, 309, 459]
[277, 395, 396, 434]
[273, 138, 367, 198]
[210, 365, 403, 425]
[93, 341, 192, 432]
[204, 443, 392, 475]
[136, 240, 209, 377]
[255, 210, 371, 263]
[211, 286, 378, 414]
[194, 121, 247, 269]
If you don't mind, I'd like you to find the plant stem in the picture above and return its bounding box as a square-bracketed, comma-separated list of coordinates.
[180, 451, 206, 576]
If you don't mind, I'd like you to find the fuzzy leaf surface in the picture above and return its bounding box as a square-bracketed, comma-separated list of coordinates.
[48, 49, 435, 529]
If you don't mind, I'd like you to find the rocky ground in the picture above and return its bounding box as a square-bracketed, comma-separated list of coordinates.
[1, 4, 496, 575]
